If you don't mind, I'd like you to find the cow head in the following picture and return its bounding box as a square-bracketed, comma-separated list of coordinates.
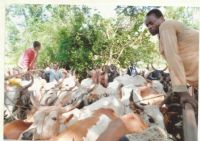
[129, 90, 165, 129]
[147, 63, 167, 80]
[62, 70, 79, 90]
[146, 64, 172, 94]
[90, 69, 108, 88]
[11, 74, 34, 120]
[19, 106, 73, 140]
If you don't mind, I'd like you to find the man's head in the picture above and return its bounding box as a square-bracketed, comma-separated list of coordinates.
[53, 64, 58, 70]
[145, 9, 165, 35]
[33, 41, 41, 51]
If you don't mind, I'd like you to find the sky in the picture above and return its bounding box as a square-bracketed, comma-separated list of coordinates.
[8, 4, 118, 30]
[88, 5, 117, 18]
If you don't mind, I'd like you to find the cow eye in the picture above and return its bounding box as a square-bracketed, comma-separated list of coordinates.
[148, 116, 155, 123]
[52, 117, 57, 121]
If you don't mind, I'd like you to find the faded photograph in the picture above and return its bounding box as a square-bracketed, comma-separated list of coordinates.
[4, 4, 199, 141]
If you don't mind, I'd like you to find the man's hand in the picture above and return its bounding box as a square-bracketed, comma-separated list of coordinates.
[174, 91, 198, 110]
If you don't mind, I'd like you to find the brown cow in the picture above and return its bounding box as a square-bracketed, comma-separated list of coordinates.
[50, 108, 118, 141]
[135, 80, 165, 106]
[4, 120, 32, 139]
[18, 106, 74, 140]
[97, 113, 148, 141]
[50, 108, 148, 141]
[90, 69, 108, 88]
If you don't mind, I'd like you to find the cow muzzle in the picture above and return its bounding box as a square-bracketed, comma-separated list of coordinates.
[19, 128, 34, 140]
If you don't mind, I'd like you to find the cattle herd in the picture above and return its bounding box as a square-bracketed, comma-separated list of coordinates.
[4, 64, 188, 141]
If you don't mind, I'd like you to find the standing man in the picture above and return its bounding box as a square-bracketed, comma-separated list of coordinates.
[145, 9, 198, 108]
[18, 41, 41, 71]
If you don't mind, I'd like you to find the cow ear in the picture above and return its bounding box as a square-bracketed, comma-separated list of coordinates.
[68, 68, 73, 76]
[72, 69, 76, 76]
[59, 114, 74, 124]
[86, 70, 92, 77]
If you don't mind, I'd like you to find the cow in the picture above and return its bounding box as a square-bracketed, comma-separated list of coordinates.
[5, 73, 34, 120]
[114, 74, 147, 87]
[4, 120, 32, 139]
[126, 125, 173, 141]
[85, 68, 109, 88]
[159, 96, 184, 141]
[50, 108, 120, 141]
[50, 108, 150, 141]
[18, 91, 165, 141]
[146, 64, 172, 94]
[27, 70, 79, 107]
[136, 80, 166, 105]
[96, 113, 148, 141]
[18, 106, 74, 140]
[120, 84, 165, 128]
[4, 66, 170, 140]
[127, 64, 139, 77]
[116, 74, 165, 108]
[96, 92, 171, 141]
[146, 64, 168, 80]
[18, 95, 125, 140]
[103, 64, 120, 82]
[73, 79, 123, 109]
[66, 84, 165, 129]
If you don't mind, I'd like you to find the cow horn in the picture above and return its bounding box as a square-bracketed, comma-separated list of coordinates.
[69, 68, 73, 75]
[130, 90, 144, 110]
[151, 63, 168, 71]
[72, 69, 76, 76]
[162, 64, 168, 72]
[30, 93, 40, 110]
[86, 70, 92, 77]
[21, 73, 34, 91]
[151, 63, 156, 71]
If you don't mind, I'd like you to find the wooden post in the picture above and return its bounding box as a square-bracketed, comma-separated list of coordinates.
[182, 103, 197, 141]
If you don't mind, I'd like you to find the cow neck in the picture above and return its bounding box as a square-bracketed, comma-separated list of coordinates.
[38, 111, 48, 140]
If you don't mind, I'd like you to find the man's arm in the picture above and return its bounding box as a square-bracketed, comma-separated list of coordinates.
[159, 23, 187, 92]
[159, 22, 197, 109]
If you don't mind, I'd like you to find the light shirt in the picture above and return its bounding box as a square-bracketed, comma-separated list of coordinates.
[159, 20, 199, 92]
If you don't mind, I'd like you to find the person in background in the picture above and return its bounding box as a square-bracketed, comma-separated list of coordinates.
[44, 63, 63, 82]
[18, 41, 41, 72]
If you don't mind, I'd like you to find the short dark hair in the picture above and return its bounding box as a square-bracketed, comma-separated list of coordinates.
[146, 9, 163, 18]
[33, 41, 41, 48]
